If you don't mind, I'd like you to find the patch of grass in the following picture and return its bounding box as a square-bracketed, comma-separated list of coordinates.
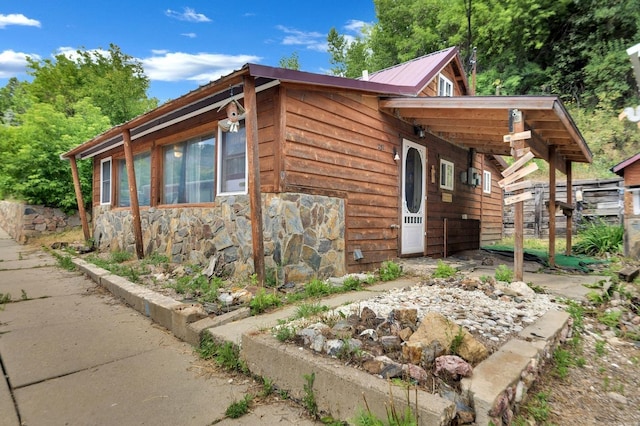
[225, 394, 252, 418]
[54, 253, 76, 271]
[168, 273, 223, 303]
[494, 264, 514, 282]
[553, 348, 573, 379]
[304, 278, 336, 298]
[598, 310, 623, 328]
[378, 260, 402, 281]
[109, 250, 133, 263]
[336, 339, 365, 362]
[274, 325, 297, 342]
[525, 391, 551, 423]
[249, 288, 282, 315]
[573, 220, 623, 256]
[260, 377, 274, 397]
[432, 260, 457, 278]
[595, 339, 607, 357]
[342, 276, 363, 291]
[565, 300, 585, 331]
[449, 326, 465, 356]
[197, 333, 247, 373]
[293, 303, 330, 320]
[302, 372, 318, 419]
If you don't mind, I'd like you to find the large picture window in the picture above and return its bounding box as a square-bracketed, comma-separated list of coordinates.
[218, 121, 247, 194]
[100, 158, 111, 205]
[163, 135, 215, 204]
[117, 152, 151, 207]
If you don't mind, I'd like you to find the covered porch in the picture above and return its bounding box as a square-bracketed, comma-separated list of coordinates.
[380, 96, 593, 280]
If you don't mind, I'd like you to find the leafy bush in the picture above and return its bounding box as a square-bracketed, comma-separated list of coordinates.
[379, 261, 402, 281]
[249, 288, 282, 315]
[432, 260, 456, 278]
[573, 220, 623, 256]
[495, 264, 514, 282]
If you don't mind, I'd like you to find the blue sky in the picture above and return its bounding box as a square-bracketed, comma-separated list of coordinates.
[0, 1, 376, 103]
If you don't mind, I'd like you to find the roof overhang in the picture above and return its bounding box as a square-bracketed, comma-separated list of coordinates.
[379, 96, 592, 173]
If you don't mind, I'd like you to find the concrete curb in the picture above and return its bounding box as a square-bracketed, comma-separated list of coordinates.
[71, 256, 572, 425]
[241, 332, 457, 425]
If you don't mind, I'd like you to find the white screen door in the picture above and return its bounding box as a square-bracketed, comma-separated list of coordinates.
[401, 140, 426, 254]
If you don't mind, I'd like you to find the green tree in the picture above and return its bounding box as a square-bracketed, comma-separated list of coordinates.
[279, 51, 300, 70]
[0, 99, 110, 212]
[26, 44, 157, 124]
[0, 77, 32, 126]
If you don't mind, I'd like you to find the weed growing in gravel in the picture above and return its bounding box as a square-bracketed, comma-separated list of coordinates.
[598, 310, 622, 328]
[595, 339, 607, 357]
[342, 276, 363, 291]
[109, 250, 133, 263]
[524, 391, 551, 423]
[261, 377, 274, 397]
[432, 260, 457, 278]
[293, 303, 330, 320]
[553, 348, 573, 379]
[303, 278, 337, 298]
[250, 288, 282, 315]
[379, 260, 402, 281]
[169, 273, 223, 303]
[274, 325, 296, 342]
[494, 264, 514, 282]
[225, 394, 252, 418]
[449, 326, 466, 356]
[565, 300, 585, 331]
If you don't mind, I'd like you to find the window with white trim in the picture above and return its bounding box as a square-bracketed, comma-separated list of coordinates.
[633, 190, 640, 215]
[100, 158, 112, 205]
[117, 152, 151, 207]
[217, 120, 247, 195]
[438, 74, 453, 97]
[162, 134, 215, 204]
[483, 170, 492, 194]
[440, 159, 454, 191]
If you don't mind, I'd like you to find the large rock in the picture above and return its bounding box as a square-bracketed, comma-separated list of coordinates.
[404, 312, 488, 365]
[496, 281, 536, 299]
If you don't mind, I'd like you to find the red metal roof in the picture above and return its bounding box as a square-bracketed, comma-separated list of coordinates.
[611, 153, 640, 176]
[366, 47, 463, 92]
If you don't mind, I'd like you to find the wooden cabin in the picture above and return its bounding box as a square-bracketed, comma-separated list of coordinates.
[62, 47, 593, 283]
[612, 153, 640, 258]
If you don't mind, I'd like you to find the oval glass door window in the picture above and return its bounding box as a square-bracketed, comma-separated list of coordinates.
[404, 147, 423, 213]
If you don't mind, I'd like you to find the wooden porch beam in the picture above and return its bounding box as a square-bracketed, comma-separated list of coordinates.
[122, 129, 144, 259]
[244, 75, 266, 286]
[68, 156, 91, 242]
[566, 160, 573, 256]
[548, 145, 557, 267]
[513, 110, 525, 282]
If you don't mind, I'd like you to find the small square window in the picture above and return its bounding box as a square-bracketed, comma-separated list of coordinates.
[440, 159, 454, 191]
[483, 170, 492, 194]
[438, 74, 453, 97]
[100, 158, 111, 205]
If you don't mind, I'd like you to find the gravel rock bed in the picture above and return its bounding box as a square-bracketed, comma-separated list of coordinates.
[328, 277, 561, 352]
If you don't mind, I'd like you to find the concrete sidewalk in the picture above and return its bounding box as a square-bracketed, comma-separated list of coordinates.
[0, 228, 317, 426]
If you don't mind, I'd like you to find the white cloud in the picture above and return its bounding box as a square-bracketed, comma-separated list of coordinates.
[344, 19, 368, 34]
[0, 50, 40, 78]
[141, 51, 261, 83]
[181, 32, 197, 38]
[0, 13, 41, 29]
[276, 25, 327, 52]
[165, 8, 211, 23]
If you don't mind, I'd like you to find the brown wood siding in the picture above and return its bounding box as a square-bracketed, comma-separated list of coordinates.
[624, 161, 640, 187]
[282, 86, 404, 272]
[424, 133, 503, 257]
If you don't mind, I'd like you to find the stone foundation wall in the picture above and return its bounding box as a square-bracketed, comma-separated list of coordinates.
[93, 193, 346, 282]
[0, 200, 84, 243]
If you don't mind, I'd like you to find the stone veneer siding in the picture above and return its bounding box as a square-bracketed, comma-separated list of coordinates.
[0, 200, 85, 243]
[93, 193, 346, 282]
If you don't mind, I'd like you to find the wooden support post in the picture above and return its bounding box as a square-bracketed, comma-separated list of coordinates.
[512, 111, 525, 281]
[122, 128, 144, 260]
[68, 156, 91, 242]
[565, 160, 573, 256]
[244, 75, 266, 286]
[548, 145, 557, 267]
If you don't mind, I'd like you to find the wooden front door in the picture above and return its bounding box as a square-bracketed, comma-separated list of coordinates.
[401, 139, 426, 254]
